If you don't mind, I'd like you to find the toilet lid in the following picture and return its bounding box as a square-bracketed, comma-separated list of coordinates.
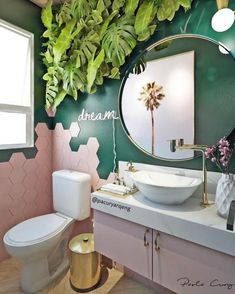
[6, 213, 71, 245]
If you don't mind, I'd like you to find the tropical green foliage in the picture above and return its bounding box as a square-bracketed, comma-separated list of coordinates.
[41, 0, 193, 109]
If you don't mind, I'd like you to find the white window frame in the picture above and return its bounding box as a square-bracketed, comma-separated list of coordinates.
[0, 19, 34, 150]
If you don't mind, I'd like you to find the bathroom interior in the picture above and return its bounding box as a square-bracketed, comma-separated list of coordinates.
[0, 0, 235, 293]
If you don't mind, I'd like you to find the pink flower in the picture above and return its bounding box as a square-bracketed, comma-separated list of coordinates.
[205, 137, 234, 174]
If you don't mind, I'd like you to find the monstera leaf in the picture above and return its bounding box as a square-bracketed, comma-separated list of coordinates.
[102, 15, 136, 67]
[134, 0, 156, 41]
[41, 0, 193, 110]
[75, 31, 100, 68]
[62, 64, 86, 100]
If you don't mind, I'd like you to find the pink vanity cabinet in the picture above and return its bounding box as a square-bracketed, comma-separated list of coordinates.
[94, 209, 152, 279]
[94, 210, 235, 294]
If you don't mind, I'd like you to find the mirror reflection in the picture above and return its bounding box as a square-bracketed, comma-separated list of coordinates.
[119, 35, 234, 161]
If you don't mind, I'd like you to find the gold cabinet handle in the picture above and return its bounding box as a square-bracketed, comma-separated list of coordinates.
[144, 229, 149, 247]
[155, 232, 160, 251]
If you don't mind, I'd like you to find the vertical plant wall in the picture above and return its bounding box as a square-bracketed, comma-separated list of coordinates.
[41, 0, 193, 110]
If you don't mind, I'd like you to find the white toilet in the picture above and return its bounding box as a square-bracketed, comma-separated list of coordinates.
[3, 170, 91, 293]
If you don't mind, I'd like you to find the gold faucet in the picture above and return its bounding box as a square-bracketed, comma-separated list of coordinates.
[170, 139, 210, 208]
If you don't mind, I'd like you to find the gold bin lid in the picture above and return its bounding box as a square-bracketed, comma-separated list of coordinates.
[69, 233, 94, 254]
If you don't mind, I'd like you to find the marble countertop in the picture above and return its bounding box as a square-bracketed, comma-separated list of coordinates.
[91, 190, 235, 256]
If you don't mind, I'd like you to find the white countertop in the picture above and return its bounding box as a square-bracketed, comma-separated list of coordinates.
[91, 190, 235, 256]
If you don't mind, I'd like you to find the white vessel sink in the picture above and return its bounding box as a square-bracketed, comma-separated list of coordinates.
[130, 170, 202, 205]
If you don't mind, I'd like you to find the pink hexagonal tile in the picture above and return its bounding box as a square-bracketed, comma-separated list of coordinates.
[77, 145, 89, 158]
[0, 194, 13, 207]
[35, 123, 50, 137]
[69, 122, 80, 137]
[9, 198, 26, 217]
[77, 160, 89, 173]
[35, 151, 52, 170]
[23, 174, 37, 190]
[88, 153, 100, 170]
[0, 210, 13, 232]
[23, 158, 38, 173]
[89, 170, 100, 191]
[35, 136, 49, 151]
[87, 137, 99, 154]
[45, 107, 57, 117]
[0, 162, 12, 178]
[23, 189, 38, 203]
[9, 153, 26, 169]
[54, 123, 64, 137]
[0, 178, 12, 195]
[9, 168, 26, 184]
[107, 172, 117, 183]
[69, 152, 80, 170]
[96, 179, 108, 190]
[23, 201, 39, 219]
[9, 183, 25, 200]
[34, 195, 53, 213]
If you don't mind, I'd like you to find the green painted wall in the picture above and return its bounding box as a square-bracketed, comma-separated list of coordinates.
[54, 0, 235, 178]
[1, 0, 235, 178]
[0, 0, 51, 161]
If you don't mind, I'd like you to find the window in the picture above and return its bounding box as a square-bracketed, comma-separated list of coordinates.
[0, 19, 34, 149]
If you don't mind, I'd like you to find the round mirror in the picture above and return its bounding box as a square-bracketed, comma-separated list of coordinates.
[119, 35, 235, 161]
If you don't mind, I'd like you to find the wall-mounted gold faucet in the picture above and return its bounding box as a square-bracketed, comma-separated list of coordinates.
[170, 139, 210, 208]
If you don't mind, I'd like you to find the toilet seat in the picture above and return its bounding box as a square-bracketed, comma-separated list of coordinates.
[4, 213, 73, 246]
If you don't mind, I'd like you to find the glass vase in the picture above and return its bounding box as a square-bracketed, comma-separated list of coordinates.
[215, 173, 235, 218]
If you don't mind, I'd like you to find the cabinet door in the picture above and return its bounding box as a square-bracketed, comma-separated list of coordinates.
[153, 230, 235, 294]
[94, 210, 152, 279]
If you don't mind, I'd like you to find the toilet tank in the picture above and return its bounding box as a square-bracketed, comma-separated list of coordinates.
[52, 170, 91, 221]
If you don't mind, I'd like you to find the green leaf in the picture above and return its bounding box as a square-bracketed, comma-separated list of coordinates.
[109, 67, 120, 79]
[53, 19, 76, 64]
[125, 0, 140, 15]
[157, 0, 179, 21]
[134, 0, 155, 41]
[112, 0, 125, 11]
[178, 0, 192, 10]
[63, 64, 86, 99]
[41, 0, 53, 30]
[87, 49, 105, 93]
[44, 50, 53, 64]
[137, 24, 156, 41]
[75, 31, 100, 67]
[97, 0, 106, 13]
[100, 10, 119, 39]
[102, 16, 136, 67]
[52, 89, 67, 110]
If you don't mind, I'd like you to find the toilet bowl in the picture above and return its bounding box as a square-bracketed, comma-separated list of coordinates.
[3, 170, 91, 293]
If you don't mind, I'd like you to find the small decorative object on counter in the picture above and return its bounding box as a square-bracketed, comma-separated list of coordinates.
[205, 137, 235, 218]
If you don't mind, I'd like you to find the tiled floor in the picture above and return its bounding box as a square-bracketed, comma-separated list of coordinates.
[0, 258, 157, 294]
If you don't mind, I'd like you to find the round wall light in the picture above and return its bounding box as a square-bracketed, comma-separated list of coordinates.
[211, 8, 235, 32]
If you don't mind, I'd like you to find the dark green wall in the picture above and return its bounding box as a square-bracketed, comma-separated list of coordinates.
[54, 0, 235, 178]
[0, 0, 51, 161]
[1, 0, 235, 177]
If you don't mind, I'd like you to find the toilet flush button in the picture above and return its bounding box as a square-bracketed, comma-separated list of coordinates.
[83, 237, 89, 242]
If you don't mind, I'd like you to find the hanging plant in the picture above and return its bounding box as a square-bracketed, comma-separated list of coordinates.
[41, 0, 193, 110]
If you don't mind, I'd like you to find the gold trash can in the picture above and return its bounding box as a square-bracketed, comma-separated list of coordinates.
[69, 233, 101, 292]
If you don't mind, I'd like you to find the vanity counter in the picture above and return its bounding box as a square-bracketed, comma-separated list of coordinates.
[91, 191, 235, 256]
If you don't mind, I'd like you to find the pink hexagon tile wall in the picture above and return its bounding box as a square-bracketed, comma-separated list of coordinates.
[0, 123, 53, 261]
[0, 121, 116, 262]
[53, 122, 116, 191]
